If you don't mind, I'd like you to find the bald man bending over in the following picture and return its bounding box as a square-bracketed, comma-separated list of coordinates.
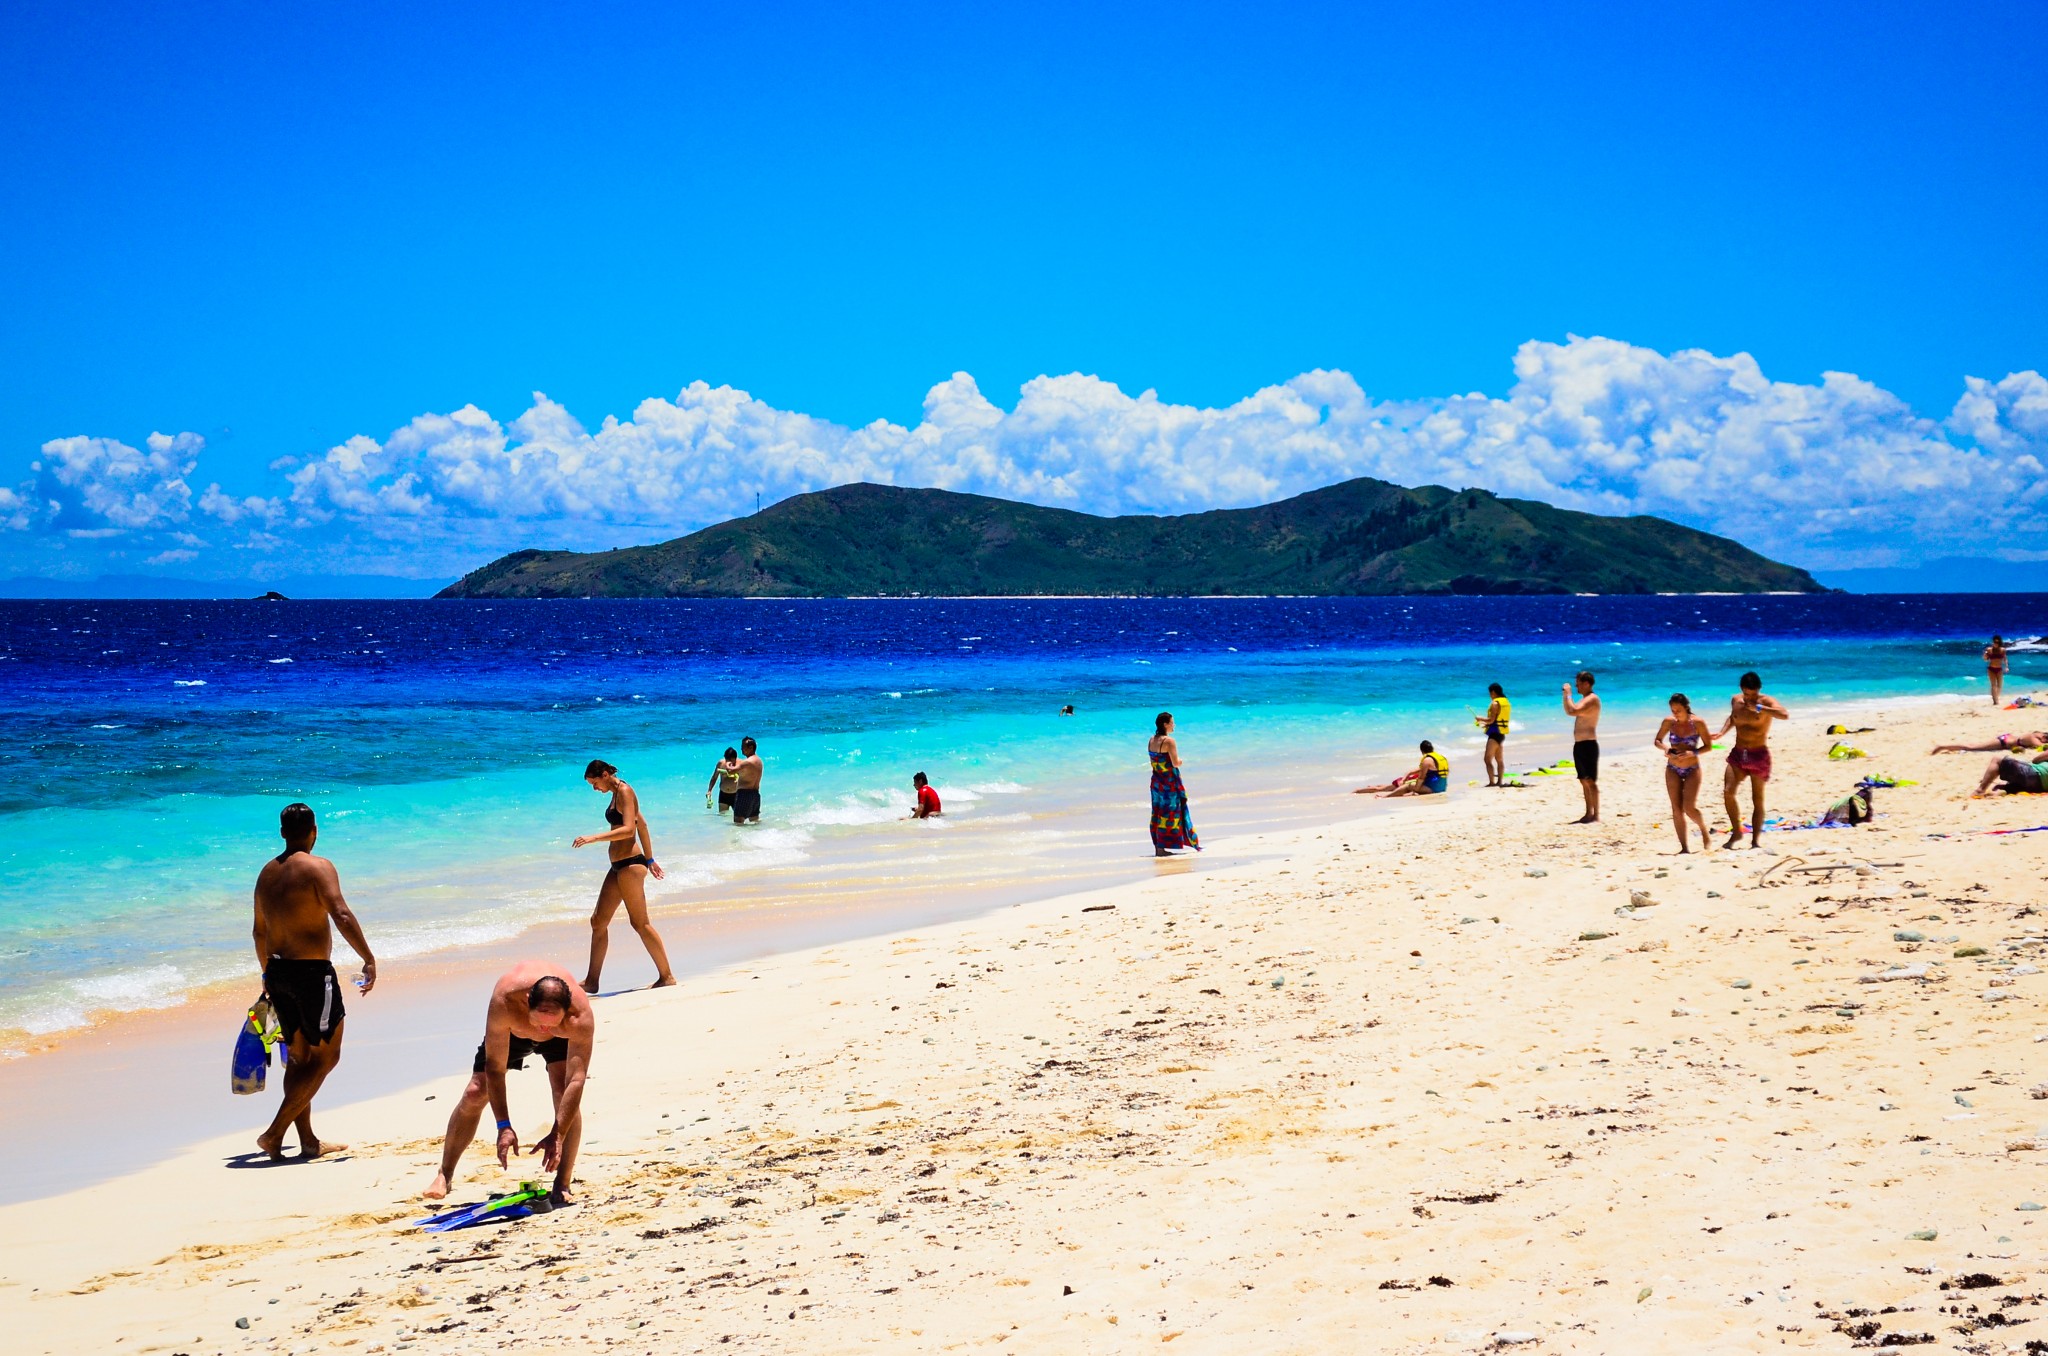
[423, 961, 594, 1206]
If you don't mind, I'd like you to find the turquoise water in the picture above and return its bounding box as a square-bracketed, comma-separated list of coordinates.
[0, 595, 2038, 1043]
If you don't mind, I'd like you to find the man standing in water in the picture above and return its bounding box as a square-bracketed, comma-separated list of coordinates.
[423, 962, 594, 1207]
[1715, 671, 1789, 850]
[250, 802, 377, 1161]
[732, 736, 763, 824]
[1561, 670, 1601, 824]
[705, 746, 739, 814]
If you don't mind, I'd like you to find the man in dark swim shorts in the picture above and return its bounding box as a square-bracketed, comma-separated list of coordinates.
[1561, 670, 1601, 824]
[732, 736, 763, 824]
[250, 802, 377, 1162]
[706, 747, 739, 814]
[424, 961, 596, 1207]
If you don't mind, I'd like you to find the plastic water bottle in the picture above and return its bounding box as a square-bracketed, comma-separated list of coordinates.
[352, 968, 369, 992]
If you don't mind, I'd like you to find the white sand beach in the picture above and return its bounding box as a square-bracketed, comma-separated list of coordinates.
[7, 695, 2048, 1354]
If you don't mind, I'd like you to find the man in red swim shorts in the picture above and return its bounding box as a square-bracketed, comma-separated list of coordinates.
[1715, 671, 1789, 850]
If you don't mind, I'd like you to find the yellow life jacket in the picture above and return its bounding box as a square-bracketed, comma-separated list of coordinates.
[1424, 750, 1449, 775]
[1493, 698, 1511, 731]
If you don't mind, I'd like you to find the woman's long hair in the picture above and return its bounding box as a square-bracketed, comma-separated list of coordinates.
[1154, 711, 1173, 736]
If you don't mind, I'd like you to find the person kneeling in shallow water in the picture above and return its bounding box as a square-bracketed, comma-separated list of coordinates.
[423, 962, 594, 1207]
[1354, 741, 1450, 797]
[905, 771, 942, 819]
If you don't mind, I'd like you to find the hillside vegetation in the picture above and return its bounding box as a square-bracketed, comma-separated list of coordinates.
[437, 479, 1823, 598]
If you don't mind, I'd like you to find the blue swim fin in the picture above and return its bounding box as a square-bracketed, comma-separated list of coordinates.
[415, 1182, 548, 1232]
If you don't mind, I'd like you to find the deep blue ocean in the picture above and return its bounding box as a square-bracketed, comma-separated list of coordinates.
[1, 594, 2041, 1043]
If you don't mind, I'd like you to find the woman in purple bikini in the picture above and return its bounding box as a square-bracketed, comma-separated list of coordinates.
[1654, 693, 1714, 853]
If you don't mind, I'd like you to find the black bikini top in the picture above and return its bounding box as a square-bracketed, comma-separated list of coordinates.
[605, 803, 625, 827]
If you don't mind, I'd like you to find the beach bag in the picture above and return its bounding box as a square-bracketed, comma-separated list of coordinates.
[231, 996, 285, 1095]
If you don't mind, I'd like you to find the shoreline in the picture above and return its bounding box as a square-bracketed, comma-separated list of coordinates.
[0, 683, 1960, 1204]
[0, 737, 1441, 1204]
[6, 691, 2045, 1352]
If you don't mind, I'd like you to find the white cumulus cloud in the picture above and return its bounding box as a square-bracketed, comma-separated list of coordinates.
[15, 337, 2048, 575]
[35, 431, 203, 530]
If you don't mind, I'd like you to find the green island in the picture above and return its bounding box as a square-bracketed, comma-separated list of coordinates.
[437, 478, 1823, 598]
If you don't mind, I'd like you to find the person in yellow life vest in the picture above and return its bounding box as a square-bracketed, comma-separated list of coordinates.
[1353, 740, 1450, 797]
[1477, 684, 1511, 786]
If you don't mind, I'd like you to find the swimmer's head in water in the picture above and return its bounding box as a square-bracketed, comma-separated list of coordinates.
[1419, 740, 1435, 754]
[1488, 683, 1505, 698]
[279, 801, 316, 844]
[1739, 671, 1762, 693]
[912, 771, 928, 788]
[584, 758, 617, 787]
[526, 975, 573, 1026]
[741, 737, 757, 755]
[1669, 693, 1693, 715]
[1155, 711, 1173, 736]
[1576, 670, 1595, 690]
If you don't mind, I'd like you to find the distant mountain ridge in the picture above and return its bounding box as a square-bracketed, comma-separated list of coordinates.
[437, 479, 1824, 599]
[0, 572, 451, 600]
[1814, 557, 2048, 595]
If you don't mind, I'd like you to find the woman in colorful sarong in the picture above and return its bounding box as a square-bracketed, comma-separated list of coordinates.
[1148, 712, 1199, 856]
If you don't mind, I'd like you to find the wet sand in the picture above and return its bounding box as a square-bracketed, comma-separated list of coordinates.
[7, 695, 2047, 1353]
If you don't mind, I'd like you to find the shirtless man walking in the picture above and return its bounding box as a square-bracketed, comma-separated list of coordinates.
[1715, 671, 1790, 850]
[423, 961, 594, 1207]
[251, 802, 377, 1161]
[732, 736, 763, 824]
[1561, 670, 1601, 824]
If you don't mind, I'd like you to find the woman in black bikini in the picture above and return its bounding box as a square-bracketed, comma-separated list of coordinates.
[572, 759, 677, 992]
[1654, 694, 1713, 854]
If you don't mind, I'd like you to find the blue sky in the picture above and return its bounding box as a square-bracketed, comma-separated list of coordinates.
[2, 1, 2044, 587]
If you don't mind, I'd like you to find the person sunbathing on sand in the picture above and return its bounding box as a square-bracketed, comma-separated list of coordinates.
[1933, 731, 2048, 755]
[423, 962, 594, 1207]
[1354, 741, 1450, 797]
[1974, 753, 2048, 797]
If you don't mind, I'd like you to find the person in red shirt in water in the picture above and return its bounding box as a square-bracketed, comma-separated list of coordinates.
[907, 771, 942, 819]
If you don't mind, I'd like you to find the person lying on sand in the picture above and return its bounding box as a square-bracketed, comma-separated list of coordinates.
[250, 801, 376, 1162]
[1354, 741, 1449, 797]
[423, 962, 594, 1207]
[1974, 753, 2048, 797]
[1933, 731, 2048, 755]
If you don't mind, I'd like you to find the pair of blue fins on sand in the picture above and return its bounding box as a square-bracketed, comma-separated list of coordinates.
[413, 1183, 549, 1231]
[229, 997, 545, 1232]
